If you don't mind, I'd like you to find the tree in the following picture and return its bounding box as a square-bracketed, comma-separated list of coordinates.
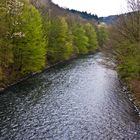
[108, 0, 140, 79]
[47, 17, 73, 64]
[97, 24, 108, 47]
[84, 23, 98, 53]
[72, 24, 88, 54]
[0, 0, 46, 88]
[116, 0, 140, 43]
[13, 1, 46, 75]
[0, 0, 23, 85]
[0, 0, 100, 89]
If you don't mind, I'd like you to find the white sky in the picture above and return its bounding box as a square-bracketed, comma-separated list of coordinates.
[52, 0, 127, 17]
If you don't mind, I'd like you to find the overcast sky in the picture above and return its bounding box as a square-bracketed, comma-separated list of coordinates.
[52, 0, 127, 17]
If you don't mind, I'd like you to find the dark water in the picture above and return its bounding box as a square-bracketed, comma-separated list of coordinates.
[0, 53, 140, 140]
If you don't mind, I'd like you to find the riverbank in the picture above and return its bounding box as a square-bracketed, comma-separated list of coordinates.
[102, 52, 140, 114]
[128, 79, 140, 112]
[0, 58, 75, 93]
[118, 77, 140, 115]
[0, 53, 90, 93]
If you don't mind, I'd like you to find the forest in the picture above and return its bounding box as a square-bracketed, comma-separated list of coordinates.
[0, 0, 108, 90]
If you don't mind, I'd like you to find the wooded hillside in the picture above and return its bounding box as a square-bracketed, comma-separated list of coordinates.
[0, 0, 107, 90]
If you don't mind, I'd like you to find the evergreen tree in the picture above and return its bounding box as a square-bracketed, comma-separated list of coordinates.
[48, 17, 73, 64]
[72, 24, 88, 54]
[97, 25, 108, 47]
[84, 23, 98, 53]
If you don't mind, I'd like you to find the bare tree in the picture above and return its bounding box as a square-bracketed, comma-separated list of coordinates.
[115, 0, 140, 43]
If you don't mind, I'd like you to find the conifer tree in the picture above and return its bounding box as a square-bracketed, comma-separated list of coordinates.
[72, 24, 88, 54]
[84, 23, 98, 53]
[97, 25, 108, 47]
[48, 17, 73, 64]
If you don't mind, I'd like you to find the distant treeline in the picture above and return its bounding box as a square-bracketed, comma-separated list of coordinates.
[0, 0, 108, 89]
[66, 9, 99, 21]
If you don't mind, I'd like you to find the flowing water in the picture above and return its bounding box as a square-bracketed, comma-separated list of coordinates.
[0, 53, 140, 140]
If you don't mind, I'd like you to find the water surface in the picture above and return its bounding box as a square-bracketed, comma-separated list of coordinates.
[0, 53, 140, 140]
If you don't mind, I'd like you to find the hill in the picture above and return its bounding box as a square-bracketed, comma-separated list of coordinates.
[30, 0, 99, 23]
[66, 9, 99, 21]
[30, 0, 121, 25]
[99, 15, 118, 24]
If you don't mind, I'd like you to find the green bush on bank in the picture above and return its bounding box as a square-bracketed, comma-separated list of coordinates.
[117, 42, 140, 80]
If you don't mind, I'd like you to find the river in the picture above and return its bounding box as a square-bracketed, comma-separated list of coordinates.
[0, 53, 140, 140]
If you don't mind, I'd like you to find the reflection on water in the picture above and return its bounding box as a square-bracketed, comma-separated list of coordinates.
[0, 53, 140, 140]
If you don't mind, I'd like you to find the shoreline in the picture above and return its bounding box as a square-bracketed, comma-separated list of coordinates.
[1, 52, 140, 117]
[119, 79, 140, 116]
[0, 53, 93, 93]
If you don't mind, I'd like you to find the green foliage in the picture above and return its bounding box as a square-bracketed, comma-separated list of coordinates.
[0, 0, 16, 84]
[117, 43, 140, 79]
[84, 23, 98, 53]
[0, 0, 99, 88]
[48, 17, 73, 64]
[97, 24, 108, 47]
[72, 24, 89, 54]
[42, 14, 51, 50]
[0, 0, 46, 87]
[13, 2, 46, 75]
[118, 57, 139, 79]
